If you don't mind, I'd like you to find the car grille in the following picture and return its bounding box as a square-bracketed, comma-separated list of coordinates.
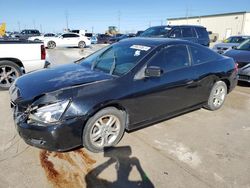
[239, 74, 250, 81]
[237, 62, 250, 69]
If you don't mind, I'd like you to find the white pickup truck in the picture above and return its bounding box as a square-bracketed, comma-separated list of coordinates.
[0, 39, 49, 90]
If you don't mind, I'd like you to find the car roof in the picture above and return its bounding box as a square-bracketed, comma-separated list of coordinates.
[229, 35, 250, 38]
[119, 37, 199, 47]
[148, 25, 206, 29]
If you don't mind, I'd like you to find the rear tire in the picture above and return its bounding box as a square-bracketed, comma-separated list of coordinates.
[47, 41, 56, 49]
[204, 81, 227, 111]
[82, 107, 126, 153]
[78, 41, 86, 48]
[0, 60, 22, 90]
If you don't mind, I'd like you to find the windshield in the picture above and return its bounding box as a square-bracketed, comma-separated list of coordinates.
[80, 43, 152, 76]
[140, 26, 171, 37]
[236, 39, 250, 51]
[224, 36, 248, 43]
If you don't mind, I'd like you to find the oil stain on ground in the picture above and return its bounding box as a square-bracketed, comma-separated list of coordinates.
[40, 149, 96, 188]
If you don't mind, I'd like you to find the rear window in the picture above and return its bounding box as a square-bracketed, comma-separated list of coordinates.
[195, 27, 208, 38]
[190, 45, 219, 65]
[225, 37, 249, 43]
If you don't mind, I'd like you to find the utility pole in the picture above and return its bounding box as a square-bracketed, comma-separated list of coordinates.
[65, 10, 69, 31]
[91, 26, 94, 34]
[161, 19, 163, 25]
[118, 10, 121, 32]
[185, 6, 189, 24]
[33, 20, 36, 29]
[40, 24, 43, 33]
[17, 21, 21, 32]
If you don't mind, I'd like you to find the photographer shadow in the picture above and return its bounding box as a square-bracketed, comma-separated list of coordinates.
[85, 146, 154, 188]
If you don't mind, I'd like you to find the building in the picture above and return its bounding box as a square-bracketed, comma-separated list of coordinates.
[167, 11, 250, 40]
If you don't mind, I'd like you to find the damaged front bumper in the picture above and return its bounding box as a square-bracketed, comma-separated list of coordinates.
[12, 103, 85, 151]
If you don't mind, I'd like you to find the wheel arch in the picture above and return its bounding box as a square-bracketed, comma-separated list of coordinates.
[220, 78, 230, 94]
[0, 58, 25, 73]
[85, 102, 130, 130]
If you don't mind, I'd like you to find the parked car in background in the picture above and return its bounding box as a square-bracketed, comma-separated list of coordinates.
[224, 39, 250, 83]
[213, 35, 250, 54]
[28, 33, 56, 42]
[136, 30, 144, 36]
[84, 33, 98, 44]
[10, 38, 238, 152]
[0, 39, 48, 89]
[90, 36, 98, 44]
[44, 33, 91, 49]
[71, 29, 86, 36]
[140, 25, 210, 46]
[108, 34, 135, 44]
[14, 29, 41, 40]
[10, 31, 20, 38]
[97, 34, 112, 44]
[208, 31, 219, 42]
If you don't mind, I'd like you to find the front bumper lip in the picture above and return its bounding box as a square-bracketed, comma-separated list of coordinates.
[15, 117, 85, 151]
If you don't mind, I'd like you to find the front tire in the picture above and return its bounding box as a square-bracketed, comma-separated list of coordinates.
[82, 107, 126, 153]
[0, 60, 22, 90]
[47, 41, 56, 49]
[204, 81, 227, 111]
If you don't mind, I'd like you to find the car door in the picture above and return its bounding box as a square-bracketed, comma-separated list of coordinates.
[188, 44, 221, 103]
[181, 27, 198, 43]
[67, 33, 80, 46]
[61, 34, 79, 46]
[128, 44, 199, 127]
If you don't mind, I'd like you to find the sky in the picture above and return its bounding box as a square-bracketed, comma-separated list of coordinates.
[0, 0, 250, 34]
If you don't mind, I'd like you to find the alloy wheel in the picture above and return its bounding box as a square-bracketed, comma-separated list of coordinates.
[212, 86, 226, 108]
[90, 115, 121, 148]
[0, 65, 18, 88]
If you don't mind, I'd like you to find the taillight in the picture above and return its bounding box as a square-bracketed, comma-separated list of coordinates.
[235, 62, 238, 72]
[41, 45, 46, 60]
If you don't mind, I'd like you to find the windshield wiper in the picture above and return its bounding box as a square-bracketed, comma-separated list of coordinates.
[110, 52, 117, 75]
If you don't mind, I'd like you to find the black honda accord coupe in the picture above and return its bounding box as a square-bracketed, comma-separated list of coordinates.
[9, 38, 238, 152]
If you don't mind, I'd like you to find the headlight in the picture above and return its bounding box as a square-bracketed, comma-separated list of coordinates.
[29, 100, 70, 123]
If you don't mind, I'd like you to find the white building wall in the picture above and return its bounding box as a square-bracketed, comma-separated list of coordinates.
[167, 13, 249, 40]
[243, 13, 250, 35]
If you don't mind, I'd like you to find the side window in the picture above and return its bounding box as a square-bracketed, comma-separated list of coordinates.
[62, 34, 69, 38]
[149, 45, 190, 72]
[169, 28, 182, 38]
[181, 28, 195, 37]
[190, 46, 219, 65]
[63, 34, 78, 38]
[195, 28, 208, 38]
[69, 34, 79, 38]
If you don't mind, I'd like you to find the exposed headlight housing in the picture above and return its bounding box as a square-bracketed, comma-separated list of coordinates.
[29, 100, 70, 124]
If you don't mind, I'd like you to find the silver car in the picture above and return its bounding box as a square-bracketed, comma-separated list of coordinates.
[224, 39, 250, 83]
[213, 35, 250, 54]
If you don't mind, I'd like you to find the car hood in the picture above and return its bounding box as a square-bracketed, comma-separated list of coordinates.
[224, 49, 250, 63]
[11, 63, 113, 102]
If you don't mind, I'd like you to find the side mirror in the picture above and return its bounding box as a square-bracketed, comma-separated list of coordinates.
[145, 66, 162, 77]
[232, 46, 237, 49]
